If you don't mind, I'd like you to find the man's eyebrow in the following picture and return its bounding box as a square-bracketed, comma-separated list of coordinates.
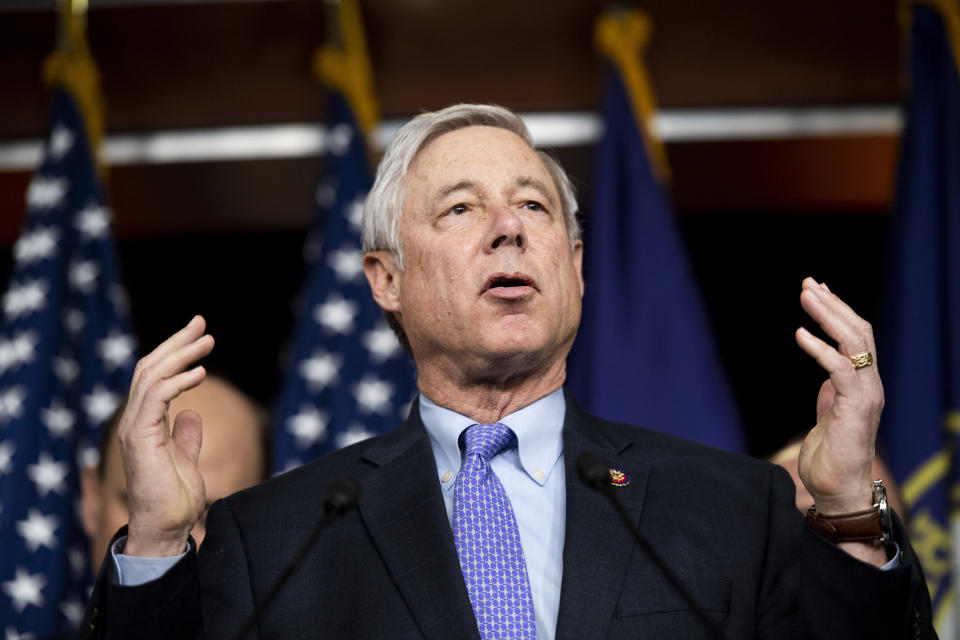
[514, 177, 558, 208]
[435, 180, 479, 203]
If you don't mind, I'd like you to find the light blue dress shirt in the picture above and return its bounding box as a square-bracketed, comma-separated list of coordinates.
[419, 389, 566, 640]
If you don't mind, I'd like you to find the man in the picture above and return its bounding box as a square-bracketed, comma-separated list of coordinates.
[79, 375, 269, 573]
[86, 104, 934, 639]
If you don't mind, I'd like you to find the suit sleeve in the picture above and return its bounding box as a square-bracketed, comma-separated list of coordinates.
[83, 498, 259, 640]
[758, 464, 935, 640]
[83, 526, 202, 640]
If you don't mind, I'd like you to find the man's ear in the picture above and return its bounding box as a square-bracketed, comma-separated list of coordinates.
[363, 250, 402, 313]
[79, 465, 101, 539]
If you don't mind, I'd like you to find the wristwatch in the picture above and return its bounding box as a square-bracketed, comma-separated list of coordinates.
[805, 480, 893, 545]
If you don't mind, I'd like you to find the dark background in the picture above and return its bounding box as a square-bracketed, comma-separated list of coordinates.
[0, 0, 904, 457]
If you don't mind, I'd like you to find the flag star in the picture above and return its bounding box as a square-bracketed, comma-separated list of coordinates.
[0, 441, 14, 474]
[314, 294, 359, 334]
[2, 567, 45, 613]
[27, 453, 68, 497]
[398, 397, 414, 420]
[286, 405, 328, 449]
[52, 356, 80, 385]
[97, 332, 136, 370]
[0, 331, 37, 375]
[352, 375, 394, 415]
[0, 386, 26, 424]
[16, 509, 59, 553]
[110, 283, 131, 316]
[327, 122, 354, 155]
[61, 597, 85, 626]
[68, 547, 87, 579]
[5, 625, 37, 640]
[327, 246, 364, 283]
[48, 123, 74, 160]
[298, 350, 341, 391]
[315, 179, 337, 208]
[83, 385, 120, 425]
[68, 260, 99, 293]
[363, 324, 402, 363]
[26, 175, 67, 210]
[41, 400, 76, 439]
[13, 227, 58, 265]
[280, 459, 302, 474]
[75, 203, 111, 239]
[334, 422, 375, 449]
[346, 196, 365, 232]
[77, 445, 99, 469]
[3, 279, 48, 319]
[302, 229, 324, 265]
[63, 308, 85, 334]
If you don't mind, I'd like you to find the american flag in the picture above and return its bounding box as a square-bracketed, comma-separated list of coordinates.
[272, 91, 416, 472]
[0, 88, 137, 636]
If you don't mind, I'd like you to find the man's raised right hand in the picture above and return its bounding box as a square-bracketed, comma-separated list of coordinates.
[118, 315, 214, 557]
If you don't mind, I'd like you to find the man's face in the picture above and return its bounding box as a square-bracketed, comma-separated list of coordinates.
[384, 125, 584, 376]
[81, 378, 264, 572]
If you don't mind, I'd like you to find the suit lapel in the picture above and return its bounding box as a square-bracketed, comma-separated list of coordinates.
[555, 395, 651, 639]
[357, 401, 480, 640]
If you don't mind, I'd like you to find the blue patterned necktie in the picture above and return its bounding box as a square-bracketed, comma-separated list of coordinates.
[453, 423, 537, 640]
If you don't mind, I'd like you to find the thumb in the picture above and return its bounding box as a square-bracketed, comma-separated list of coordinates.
[816, 380, 835, 422]
[172, 409, 203, 465]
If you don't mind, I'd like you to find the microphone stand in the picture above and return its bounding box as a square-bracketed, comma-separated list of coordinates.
[232, 477, 360, 640]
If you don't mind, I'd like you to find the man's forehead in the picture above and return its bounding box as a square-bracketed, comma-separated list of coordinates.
[406, 125, 555, 195]
[413, 125, 539, 168]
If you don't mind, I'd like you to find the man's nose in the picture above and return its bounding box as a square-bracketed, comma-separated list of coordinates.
[484, 205, 526, 252]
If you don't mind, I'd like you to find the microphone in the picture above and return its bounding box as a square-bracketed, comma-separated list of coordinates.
[232, 476, 360, 640]
[576, 452, 727, 640]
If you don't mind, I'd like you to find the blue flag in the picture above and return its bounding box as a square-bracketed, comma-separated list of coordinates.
[568, 11, 744, 453]
[272, 92, 416, 472]
[0, 88, 137, 635]
[878, 2, 960, 634]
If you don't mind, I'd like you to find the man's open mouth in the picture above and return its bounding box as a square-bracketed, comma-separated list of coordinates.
[483, 273, 537, 292]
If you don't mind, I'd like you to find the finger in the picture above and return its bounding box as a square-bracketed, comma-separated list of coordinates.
[127, 335, 214, 415]
[131, 316, 206, 389]
[799, 291, 877, 375]
[800, 278, 877, 358]
[119, 366, 207, 441]
[172, 409, 203, 465]
[795, 327, 860, 395]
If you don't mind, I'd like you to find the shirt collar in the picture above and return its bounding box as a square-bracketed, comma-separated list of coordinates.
[419, 387, 566, 487]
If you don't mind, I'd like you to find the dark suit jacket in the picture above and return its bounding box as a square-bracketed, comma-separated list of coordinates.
[85, 394, 934, 639]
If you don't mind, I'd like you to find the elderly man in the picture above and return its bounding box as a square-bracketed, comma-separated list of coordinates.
[86, 105, 933, 639]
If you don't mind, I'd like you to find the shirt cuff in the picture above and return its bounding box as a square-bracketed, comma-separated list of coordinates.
[110, 535, 190, 586]
[880, 542, 901, 571]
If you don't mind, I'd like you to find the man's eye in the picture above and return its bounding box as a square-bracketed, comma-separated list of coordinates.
[523, 201, 545, 212]
[447, 203, 469, 215]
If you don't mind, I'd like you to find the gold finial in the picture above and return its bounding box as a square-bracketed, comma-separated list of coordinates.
[595, 9, 671, 182]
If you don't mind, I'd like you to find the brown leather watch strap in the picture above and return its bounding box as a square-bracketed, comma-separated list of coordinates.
[804, 505, 884, 544]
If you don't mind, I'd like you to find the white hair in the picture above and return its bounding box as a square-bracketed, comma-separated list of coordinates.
[361, 103, 581, 270]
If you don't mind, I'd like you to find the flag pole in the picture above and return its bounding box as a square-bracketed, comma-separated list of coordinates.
[46, 0, 105, 175]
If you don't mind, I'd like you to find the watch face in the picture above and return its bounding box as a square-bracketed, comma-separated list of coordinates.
[873, 480, 892, 541]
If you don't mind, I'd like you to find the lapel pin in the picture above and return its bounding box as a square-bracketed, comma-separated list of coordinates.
[608, 468, 630, 487]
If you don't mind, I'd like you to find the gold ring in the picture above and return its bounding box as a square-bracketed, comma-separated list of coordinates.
[850, 352, 873, 369]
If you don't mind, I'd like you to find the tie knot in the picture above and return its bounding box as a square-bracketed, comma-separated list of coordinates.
[463, 423, 513, 461]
